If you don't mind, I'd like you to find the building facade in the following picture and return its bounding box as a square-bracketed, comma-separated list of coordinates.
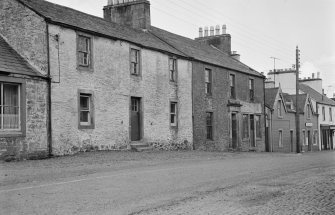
[0, 0, 265, 158]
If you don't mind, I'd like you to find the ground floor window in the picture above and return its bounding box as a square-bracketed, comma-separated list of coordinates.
[170, 102, 177, 127]
[0, 83, 20, 130]
[302, 130, 306, 146]
[206, 112, 213, 140]
[313, 130, 318, 145]
[78, 91, 94, 129]
[279, 130, 283, 147]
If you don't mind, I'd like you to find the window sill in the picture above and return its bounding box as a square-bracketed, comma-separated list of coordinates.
[78, 125, 95, 130]
[78, 66, 93, 72]
[170, 125, 178, 129]
[0, 131, 25, 138]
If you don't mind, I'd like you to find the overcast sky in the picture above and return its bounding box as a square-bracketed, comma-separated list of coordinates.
[47, 0, 335, 97]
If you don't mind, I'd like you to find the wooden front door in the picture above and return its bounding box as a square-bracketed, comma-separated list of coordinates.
[250, 115, 256, 147]
[131, 97, 141, 141]
[231, 113, 238, 149]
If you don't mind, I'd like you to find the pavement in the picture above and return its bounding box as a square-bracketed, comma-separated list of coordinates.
[0, 151, 334, 215]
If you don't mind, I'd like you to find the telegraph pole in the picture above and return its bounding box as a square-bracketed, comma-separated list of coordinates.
[270, 57, 279, 85]
[295, 46, 301, 153]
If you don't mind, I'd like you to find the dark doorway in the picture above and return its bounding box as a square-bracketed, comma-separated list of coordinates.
[250, 115, 255, 147]
[308, 130, 312, 151]
[231, 113, 238, 149]
[131, 97, 141, 141]
[290, 130, 294, 152]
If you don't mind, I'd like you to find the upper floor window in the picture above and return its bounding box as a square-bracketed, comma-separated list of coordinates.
[306, 104, 311, 119]
[169, 58, 177, 82]
[322, 106, 326, 121]
[249, 79, 254, 101]
[78, 35, 91, 68]
[0, 83, 20, 130]
[130, 48, 140, 75]
[230, 74, 236, 99]
[206, 112, 213, 140]
[330, 107, 333, 121]
[170, 102, 178, 127]
[205, 68, 212, 95]
[79, 91, 94, 129]
[279, 130, 283, 147]
[277, 100, 282, 117]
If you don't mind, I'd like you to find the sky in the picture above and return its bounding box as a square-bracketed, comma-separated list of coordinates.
[47, 0, 335, 97]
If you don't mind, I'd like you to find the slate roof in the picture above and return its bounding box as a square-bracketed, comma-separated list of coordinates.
[265, 88, 279, 109]
[18, 0, 186, 57]
[283, 94, 308, 114]
[18, 0, 264, 77]
[299, 83, 335, 106]
[149, 27, 263, 77]
[0, 36, 43, 77]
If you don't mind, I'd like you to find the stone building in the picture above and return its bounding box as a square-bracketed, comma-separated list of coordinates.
[0, 36, 49, 160]
[150, 26, 265, 152]
[0, 0, 265, 157]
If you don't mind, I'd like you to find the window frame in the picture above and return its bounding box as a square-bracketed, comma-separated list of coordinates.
[277, 100, 283, 118]
[205, 68, 212, 96]
[313, 130, 318, 145]
[78, 90, 95, 129]
[206, 112, 213, 140]
[306, 103, 311, 119]
[278, 130, 283, 147]
[330, 107, 333, 122]
[322, 106, 326, 121]
[170, 101, 178, 127]
[229, 73, 236, 99]
[77, 33, 93, 71]
[249, 78, 255, 102]
[169, 57, 178, 83]
[0, 77, 26, 137]
[130, 48, 141, 76]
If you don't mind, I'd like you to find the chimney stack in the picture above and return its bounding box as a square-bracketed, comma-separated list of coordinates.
[312, 73, 315, 79]
[195, 24, 231, 54]
[103, 0, 151, 29]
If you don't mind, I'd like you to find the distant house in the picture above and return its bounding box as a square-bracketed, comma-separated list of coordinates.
[0, 0, 265, 158]
[299, 84, 335, 150]
[265, 86, 318, 152]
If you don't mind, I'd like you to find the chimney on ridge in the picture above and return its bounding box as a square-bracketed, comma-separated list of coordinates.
[195, 24, 231, 54]
[103, 0, 151, 29]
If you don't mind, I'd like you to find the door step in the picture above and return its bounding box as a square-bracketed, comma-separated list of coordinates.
[130, 142, 153, 152]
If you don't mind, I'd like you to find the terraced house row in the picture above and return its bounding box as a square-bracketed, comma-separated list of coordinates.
[0, 0, 265, 159]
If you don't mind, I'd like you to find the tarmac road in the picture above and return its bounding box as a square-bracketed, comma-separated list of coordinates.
[1, 151, 334, 215]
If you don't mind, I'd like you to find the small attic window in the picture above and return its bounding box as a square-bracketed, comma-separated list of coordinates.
[285, 102, 293, 110]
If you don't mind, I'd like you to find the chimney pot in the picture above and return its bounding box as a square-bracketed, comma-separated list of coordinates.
[199, 27, 203, 38]
[317, 72, 320, 79]
[210, 26, 215, 36]
[312, 73, 315, 78]
[204, 26, 209, 37]
[215, 25, 220, 35]
[222, 24, 227, 34]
